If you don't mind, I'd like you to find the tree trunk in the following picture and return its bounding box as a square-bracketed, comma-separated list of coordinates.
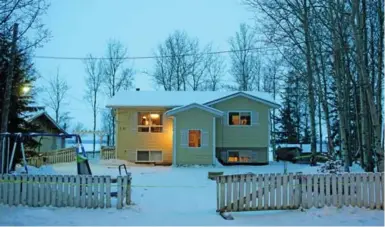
[303, 0, 317, 164]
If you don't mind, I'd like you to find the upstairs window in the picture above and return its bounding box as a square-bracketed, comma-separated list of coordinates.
[137, 112, 163, 133]
[228, 111, 251, 126]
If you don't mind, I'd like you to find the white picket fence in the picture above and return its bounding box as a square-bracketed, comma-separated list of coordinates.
[0, 174, 131, 209]
[216, 172, 384, 212]
[101, 146, 116, 160]
[26, 147, 76, 167]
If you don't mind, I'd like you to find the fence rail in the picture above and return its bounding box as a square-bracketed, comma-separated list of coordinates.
[216, 172, 384, 212]
[0, 174, 131, 209]
[26, 147, 76, 167]
[101, 146, 116, 160]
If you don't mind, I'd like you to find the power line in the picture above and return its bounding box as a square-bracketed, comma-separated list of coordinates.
[32, 46, 281, 61]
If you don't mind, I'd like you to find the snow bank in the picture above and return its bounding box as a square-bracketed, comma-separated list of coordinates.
[13, 165, 57, 175]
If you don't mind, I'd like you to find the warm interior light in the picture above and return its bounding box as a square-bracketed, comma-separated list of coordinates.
[150, 113, 160, 119]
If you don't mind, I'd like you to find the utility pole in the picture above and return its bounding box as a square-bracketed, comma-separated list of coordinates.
[0, 23, 19, 174]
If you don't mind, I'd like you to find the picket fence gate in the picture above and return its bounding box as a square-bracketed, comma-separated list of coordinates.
[0, 174, 131, 209]
[101, 147, 116, 160]
[216, 172, 384, 213]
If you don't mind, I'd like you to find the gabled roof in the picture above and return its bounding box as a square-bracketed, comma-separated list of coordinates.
[164, 103, 224, 117]
[204, 91, 280, 108]
[106, 90, 280, 108]
[26, 111, 67, 134]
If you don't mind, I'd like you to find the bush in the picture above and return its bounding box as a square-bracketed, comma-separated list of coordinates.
[317, 160, 344, 174]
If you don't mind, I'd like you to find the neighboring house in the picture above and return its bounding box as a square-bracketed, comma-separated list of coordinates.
[25, 110, 67, 152]
[106, 90, 280, 166]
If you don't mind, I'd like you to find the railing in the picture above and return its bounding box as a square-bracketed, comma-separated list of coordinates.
[26, 147, 76, 167]
[216, 172, 384, 212]
[0, 174, 131, 209]
[101, 146, 116, 160]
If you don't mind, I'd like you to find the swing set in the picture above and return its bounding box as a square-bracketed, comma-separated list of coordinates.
[0, 132, 93, 175]
[0, 132, 131, 202]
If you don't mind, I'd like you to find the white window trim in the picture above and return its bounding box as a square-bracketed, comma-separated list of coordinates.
[135, 149, 163, 162]
[227, 110, 253, 127]
[137, 111, 164, 133]
[187, 129, 203, 149]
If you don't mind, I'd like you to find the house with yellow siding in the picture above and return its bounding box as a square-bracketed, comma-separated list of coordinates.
[106, 90, 280, 166]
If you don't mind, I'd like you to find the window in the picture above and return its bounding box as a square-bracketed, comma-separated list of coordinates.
[136, 150, 163, 162]
[228, 111, 251, 125]
[137, 112, 163, 133]
[228, 151, 239, 162]
[188, 130, 201, 148]
[227, 150, 253, 163]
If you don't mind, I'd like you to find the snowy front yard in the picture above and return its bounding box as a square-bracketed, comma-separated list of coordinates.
[0, 160, 383, 226]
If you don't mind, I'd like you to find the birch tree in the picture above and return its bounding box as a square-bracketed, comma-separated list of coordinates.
[152, 30, 217, 91]
[84, 54, 103, 153]
[43, 68, 71, 129]
[101, 39, 134, 145]
[228, 23, 262, 91]
[242, 0, 384, 172]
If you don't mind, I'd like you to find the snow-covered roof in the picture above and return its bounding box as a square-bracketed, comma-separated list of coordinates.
[25, 111, 67, 134]
[165, 103, 224, 117]
[106, 91, 280, 108]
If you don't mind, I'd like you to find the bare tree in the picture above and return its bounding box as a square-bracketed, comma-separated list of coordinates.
[152, 30, 217, 91]
[72, 121, 86, 133]
[0, 0, 51, 51]
[84, 54, 103, 153]
[242, 0, 384, 172]
[204, 54, 225, 91]
[43, 68, 71, 129]
[101, 109, 113, 146]
[229, 23, 262, 91]
[101, 39, 134, 145]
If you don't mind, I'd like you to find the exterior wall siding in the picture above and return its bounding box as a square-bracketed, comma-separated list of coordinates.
[211, 96, 270, 148]
[174, 108, 215, 165]
[113, 95, 272, 165]
[30, 117, 65, 152]
[115, 107, 173, 164]
[210, 96, 270, 164]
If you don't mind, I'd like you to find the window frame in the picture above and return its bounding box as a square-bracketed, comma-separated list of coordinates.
[135, 150, 163, 162]
[187, 129, 202, 148]
[137, 112, 164, 133]
[226, 150, 253, 163]
[227, 111, 252, 126]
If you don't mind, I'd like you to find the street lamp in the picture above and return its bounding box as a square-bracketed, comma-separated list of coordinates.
[21, 84, 31, 96]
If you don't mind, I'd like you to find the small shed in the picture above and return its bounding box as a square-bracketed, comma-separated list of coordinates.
[26, 110, 67, 152]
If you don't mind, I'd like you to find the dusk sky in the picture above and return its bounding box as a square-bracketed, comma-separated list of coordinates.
[32, 0, 256, 131]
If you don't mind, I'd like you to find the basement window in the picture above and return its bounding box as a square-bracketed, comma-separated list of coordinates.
[136, 150, 163, 162]
[137, 112, 163, 133]
[227, 150, 252, 163]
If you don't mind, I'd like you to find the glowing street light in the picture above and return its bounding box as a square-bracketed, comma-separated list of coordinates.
[21, 85, 31, 96]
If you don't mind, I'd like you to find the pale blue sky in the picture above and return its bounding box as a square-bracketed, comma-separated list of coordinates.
[32, 0, 255, 131]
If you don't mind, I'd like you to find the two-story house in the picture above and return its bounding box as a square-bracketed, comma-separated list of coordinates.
[106, 90, 280, 166]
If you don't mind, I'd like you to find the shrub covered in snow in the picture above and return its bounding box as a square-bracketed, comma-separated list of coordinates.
[317, 160, 344, 174]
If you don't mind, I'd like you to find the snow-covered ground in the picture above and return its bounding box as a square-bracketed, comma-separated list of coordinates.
[0, 160, 383, 226]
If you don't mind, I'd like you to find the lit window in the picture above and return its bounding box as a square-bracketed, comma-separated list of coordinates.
[228, 112, 251, 125]
[228, 151, 239, 162]
[188, 130, 201, 147]
[137, 112, 163, 133]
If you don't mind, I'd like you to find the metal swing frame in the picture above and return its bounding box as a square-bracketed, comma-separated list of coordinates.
[0, 132, 91, 175]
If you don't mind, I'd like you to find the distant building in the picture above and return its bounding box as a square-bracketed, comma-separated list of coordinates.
[25, 109, 67, 152]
